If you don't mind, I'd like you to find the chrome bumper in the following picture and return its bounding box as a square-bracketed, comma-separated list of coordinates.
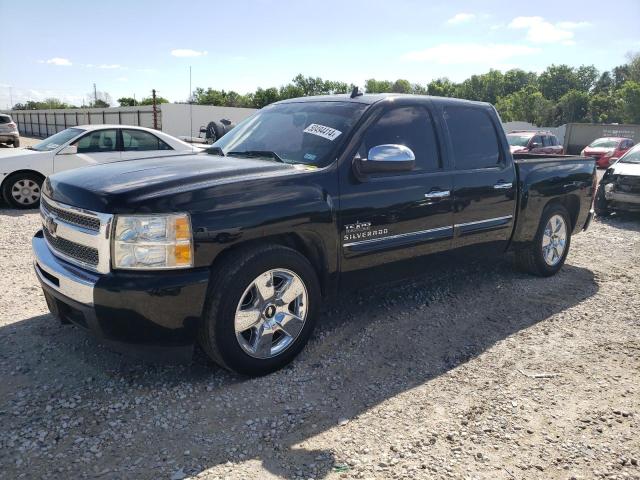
[606, 191, 640, 204]
[32, 231, 98, 305]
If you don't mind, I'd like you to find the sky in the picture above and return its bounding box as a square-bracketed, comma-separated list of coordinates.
[0, 0, 639, 109]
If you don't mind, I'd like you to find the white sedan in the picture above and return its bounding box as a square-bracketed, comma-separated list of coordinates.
[0, 125, 201, 208]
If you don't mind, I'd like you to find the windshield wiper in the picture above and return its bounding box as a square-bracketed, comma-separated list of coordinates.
[227, 150, 286, 163]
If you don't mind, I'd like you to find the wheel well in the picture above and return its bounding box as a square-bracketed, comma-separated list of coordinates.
[209, 233, 330, 296]
[545, 194, 580, 230]
[1, 169, 45, 192]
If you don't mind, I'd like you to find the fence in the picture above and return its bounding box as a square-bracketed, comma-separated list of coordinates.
[6, 106, 159, 138]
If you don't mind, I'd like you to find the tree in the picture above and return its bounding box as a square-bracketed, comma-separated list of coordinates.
[538, 65, 578, 101]
[427, 78, 456, 97]
[575, 65, 599, 92]
[593, 72, 614, 94]
[555, 89, 590, 124]
[365, 79, 393, 93]
[618, 80, 640, 123]
[589, 92, 622, 123]
[118, 97, 138, 107]
[391, 79, 412, 94]
[495, 86, 553, 125]
[627, 51, 640, 83]
[86, 90, 112, 108]
[503, 69, 537, 96]
[139, 96, 169, 106]
[253, 87, 280, 108]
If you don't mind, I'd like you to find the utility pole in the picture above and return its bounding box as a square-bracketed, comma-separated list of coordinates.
[9, 87, 13, 109]
[93, 83, 97, 107]
[152, 89, 158, 130]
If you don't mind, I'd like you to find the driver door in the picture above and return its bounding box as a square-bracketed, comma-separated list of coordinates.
[54, 129, 120, 173]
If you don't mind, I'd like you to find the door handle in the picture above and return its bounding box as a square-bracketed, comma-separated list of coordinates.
[493, 182, 513, 190]
[424, 190, 451, 199]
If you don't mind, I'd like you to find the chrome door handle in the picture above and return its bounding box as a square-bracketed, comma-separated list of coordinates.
[493, 182, 513, 190]
[424, 190, 451, 199]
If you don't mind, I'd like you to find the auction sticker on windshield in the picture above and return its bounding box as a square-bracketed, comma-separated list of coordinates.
[303, 124, 342, 141]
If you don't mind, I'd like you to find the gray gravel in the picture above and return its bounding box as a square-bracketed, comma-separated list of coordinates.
[0, 208, 638, 480]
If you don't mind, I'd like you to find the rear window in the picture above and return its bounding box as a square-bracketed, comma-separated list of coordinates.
[444, 106, 501, 170]
[0, 115, 12, 124]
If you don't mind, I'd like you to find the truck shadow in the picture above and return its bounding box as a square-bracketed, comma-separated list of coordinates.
[0, 255, 598, 479]
[595, 212, 640, 233]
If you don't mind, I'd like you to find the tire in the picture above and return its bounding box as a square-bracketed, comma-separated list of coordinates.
[594, 184, 612, 217]
[515, 204, 572, 277]
[198, 244, 321, 376]
[2, 172, 44, 208]
[13, 138, 20, 148]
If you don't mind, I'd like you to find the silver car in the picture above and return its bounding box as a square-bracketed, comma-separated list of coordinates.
[0, 114, 20, 147]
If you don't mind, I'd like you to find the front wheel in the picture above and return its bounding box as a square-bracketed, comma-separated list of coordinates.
[515, 204, 572, 277]
[198, 245, 320, 376]
[594, 184, 611, 217]
[2, 172, 43, 208]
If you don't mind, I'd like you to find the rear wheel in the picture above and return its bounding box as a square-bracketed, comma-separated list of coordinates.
[2, 172, 43, 208]
[515, 204, 572, 277]
[13, 138, 20, 148]
[198, 245, 320, 376]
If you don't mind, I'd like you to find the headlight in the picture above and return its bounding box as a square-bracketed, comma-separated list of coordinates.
[112, 214, 193, 270]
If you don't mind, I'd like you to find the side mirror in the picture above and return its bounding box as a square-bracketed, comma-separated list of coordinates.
[355, 144, 415, 175]
[58, 145, 78, 155]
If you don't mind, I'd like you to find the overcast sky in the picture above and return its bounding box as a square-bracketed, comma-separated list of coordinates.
[1, 0, 639, 108]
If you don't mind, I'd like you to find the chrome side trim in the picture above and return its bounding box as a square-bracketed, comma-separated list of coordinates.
[493, 182, 513, 190]
[455, 215, 513, 228]
[424, 190, 451, 199]
[33, 233, 97, 305]
[343, 225, 452, 247]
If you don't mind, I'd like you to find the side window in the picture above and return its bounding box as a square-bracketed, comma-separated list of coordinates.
[550, 136, 558, 146]
[74, 129, 117, 153]
[358, 106, 440, 172]
[542, 135, 551, 147]
[122, 129, 172, 151]
[443, 106, 501, 170]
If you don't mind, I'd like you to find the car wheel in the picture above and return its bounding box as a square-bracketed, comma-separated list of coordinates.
[13, 138, 20, 148]
[594, 184, 611, 217]
[2, 172, 44, 208]
[515, 204, 572, 277]
[198, 244, 320, 376]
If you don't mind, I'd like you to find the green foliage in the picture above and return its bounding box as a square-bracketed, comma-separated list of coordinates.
[117, 97, 138, 107]
[427, 78, 456, 97]
[618, 81, 640, 124]
[555, 90, 590, 124]
[13, 98, 75, 110]
[138, 96, 169, 106]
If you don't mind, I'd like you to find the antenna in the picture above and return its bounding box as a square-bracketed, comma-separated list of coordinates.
[350, 86, 363, 98]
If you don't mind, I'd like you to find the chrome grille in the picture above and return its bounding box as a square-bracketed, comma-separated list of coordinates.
[40, 195, 113, 273]
[43, 229, 99, 266]
[41, 197, 100, 232]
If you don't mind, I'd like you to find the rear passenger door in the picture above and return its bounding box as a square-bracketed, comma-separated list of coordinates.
[441, 105, 516, 251]
[339, 102, 454, 273]
[120, 129, 175, 161]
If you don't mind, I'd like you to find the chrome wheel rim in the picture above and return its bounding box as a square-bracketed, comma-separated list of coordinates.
[542, 214, 567, 266]
[234, 268, 308, 359]
[11, 179, 41, 205]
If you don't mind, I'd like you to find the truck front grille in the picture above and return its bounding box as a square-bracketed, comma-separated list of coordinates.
[40, 195, 113, 273]
[617, 175, 640, 194]
[41, 197, 101, 232]
[43, 229, 99, 266]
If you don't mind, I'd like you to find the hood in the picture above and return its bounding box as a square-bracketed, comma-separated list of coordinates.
[610, 161, 640, 177]
[0, 149, 52, 180]
[44, 153, 305, 213]
[0, 147, 45, 159]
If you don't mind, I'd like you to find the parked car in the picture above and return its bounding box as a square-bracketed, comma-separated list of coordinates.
[595, 143, 640, 216]
[0, 113, 20, 148]
[581, 137, 635, 169]
[506, 131, 563, 155]
[0, 125, 197, 208]
[32, 94, 596, 376]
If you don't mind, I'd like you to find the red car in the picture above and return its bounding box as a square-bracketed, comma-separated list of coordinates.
[507, 131, 563, 155]
[581, 137, 635, 168]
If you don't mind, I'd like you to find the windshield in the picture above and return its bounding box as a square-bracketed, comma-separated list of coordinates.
[32, 128, 84, 151]
[619, 145, 640, 164]
[507, 134, 532, 147]
[208, 101, 368, 166]
[588, 138, 619, 149]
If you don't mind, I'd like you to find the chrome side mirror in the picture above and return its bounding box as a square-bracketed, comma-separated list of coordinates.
[355, 144, 415, 174]
[58, 145, 78, 155]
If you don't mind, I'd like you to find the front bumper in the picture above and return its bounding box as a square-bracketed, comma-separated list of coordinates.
[0, 133, 18, 142]
[33, 230, 210, 347]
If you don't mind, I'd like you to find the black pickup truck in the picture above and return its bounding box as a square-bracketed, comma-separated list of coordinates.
[32, 93, 596, 375]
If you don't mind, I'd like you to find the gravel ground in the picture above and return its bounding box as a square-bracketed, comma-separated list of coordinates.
[0, 205, 639, 480]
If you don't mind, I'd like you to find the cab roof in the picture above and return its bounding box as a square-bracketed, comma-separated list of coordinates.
[274, 93, 492, 108]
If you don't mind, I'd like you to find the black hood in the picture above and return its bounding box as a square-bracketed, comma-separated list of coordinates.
[44, 154, 301, 213]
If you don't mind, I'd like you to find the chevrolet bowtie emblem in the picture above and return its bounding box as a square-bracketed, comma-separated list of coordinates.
[44, 215, 58, 237]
